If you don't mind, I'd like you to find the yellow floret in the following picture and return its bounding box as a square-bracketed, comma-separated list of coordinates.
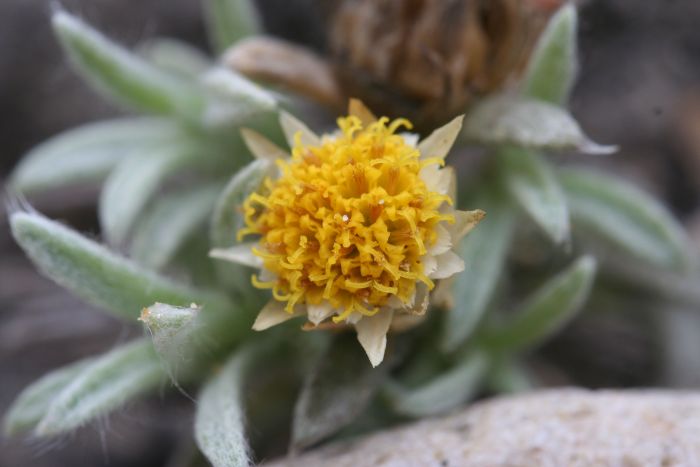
[241, 115, 454, 321]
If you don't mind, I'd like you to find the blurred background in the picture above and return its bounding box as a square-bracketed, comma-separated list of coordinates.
[1, 0, 700, 465]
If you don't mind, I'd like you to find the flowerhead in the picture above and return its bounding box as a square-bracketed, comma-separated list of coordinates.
[211, 100, 483, 366]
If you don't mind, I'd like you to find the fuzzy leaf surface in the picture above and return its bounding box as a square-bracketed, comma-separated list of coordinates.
[463, 95, 614, 154]
[10, 118, 183, 194]
[499, 147, 570, 244]
[35, 339, 164, 436]
[291, 334, 387, 450]
[561, 168, 692, 271]
[485, 256, 597, 351]
[10, 211, 226, 321]
[522, 4, 578, 104]
[53, 11, 203, 117]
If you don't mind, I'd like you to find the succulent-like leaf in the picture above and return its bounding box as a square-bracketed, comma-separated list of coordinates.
[204, 0, 260, 54]
[561, 168, 693, 271]
[10, 211, 227, 321]
[52, 10, 203, 117]
[484, 256, 597, 352]
[522, 4, 578, 105]
[35, 339, 164, 436]
[99, 143, 212, 246]
[138, 38, 211, 79]
[498, 147, 570, 244]
[291, 334, 387, 450]
[386, 351, 488, 418]
[442, 194, 514, 352]
[195, 345, 260, 467]
[10, 118, 183, 194]
[487, 358, 534, 394]
[463, 95, 615, 154]
[3, 359, 93, 435]
[130, 184, 222, 270]
[202, 68, 278, 130]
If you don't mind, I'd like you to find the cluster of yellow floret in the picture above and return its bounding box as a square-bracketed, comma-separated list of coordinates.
[239, 115, 454, 322]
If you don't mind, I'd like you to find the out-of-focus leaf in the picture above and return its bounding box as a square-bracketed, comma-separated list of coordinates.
[484, 255, 597, 352]
[99, 143, 212, 246]
[138, 38, 211, 79]
[52, 11, 203, 117]
[195, 344, 260, 467]
[386, 350, 488, 418]
[522, 4, 578, 105]
[10, 118, 183, 194]
[442, 193, 514, 352]
[498, 147, 569, 244]
[561, 168, 692, 271]
[4, 359, 93, 435]
[487, 358, 534, 394]
[204, 0, 260, 54]
[35, 339, 164, 436]
[130, 184, 222, 270]
[10, 211, 228, 321]
[202, 68, 278, 130]
[291, 333, 387, 450]
[210, 159, 274, 290]
[463, 95, 615, 154]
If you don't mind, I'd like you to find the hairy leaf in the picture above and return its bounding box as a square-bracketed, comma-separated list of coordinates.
[442, 194, 514, 352]
[561, 168, 692, 271]
[131, 184, 222, 270]
[10, 211, 227, 321]
[53, 10, 203, 117]
[99, 143, 212, 246]
[4, 359, 93, 435]
[195, 345, 260, 467]
[463, 95, 615, 154]
[522, 4, 578, 104]
[499, 147, 570, 244]
[291, 334, 387, 450]
[10, 118, 183, 194]
[386, 351, 488, 418]
[138, 38, 211, 79]
[485, 256, 597, 351]
[204, 0, 260, 54]
[36, 339, 164, 436]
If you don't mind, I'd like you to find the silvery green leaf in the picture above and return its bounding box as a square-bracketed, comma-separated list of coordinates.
[202, 68, 277, 129]
[498, 147, 570, 244]
[4, 359, 93, 435]
[140, 302, 202, 379]
[463, 95, 615, 154]
[35, 339, 164, 436]
[10, 118, 183, 194]
[138, 38, 211, 80]
[487, 358, 534, 394]
[204, 0, 260, 54]
[485, 255, 597, 352]
[210, 159, 274, 290]
[10, 211, 227, 321]
[130, 184, 222, 270]
[195, 345, 260, 467]
[561, 168, 692, 271]
[52, 11, 203, 117]
[99, 143, 212, 246]
[522, 4, 578, 105]
[211, 159, 273, 248]
[291, 333, 386, 450]
[386, 351, 488, 418]
[442, 193, 514, 352]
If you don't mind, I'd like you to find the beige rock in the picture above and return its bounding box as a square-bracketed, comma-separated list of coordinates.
[265, 389, 700, 467]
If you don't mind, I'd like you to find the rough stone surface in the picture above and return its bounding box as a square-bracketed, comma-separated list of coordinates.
[265, 389, 700, 467]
